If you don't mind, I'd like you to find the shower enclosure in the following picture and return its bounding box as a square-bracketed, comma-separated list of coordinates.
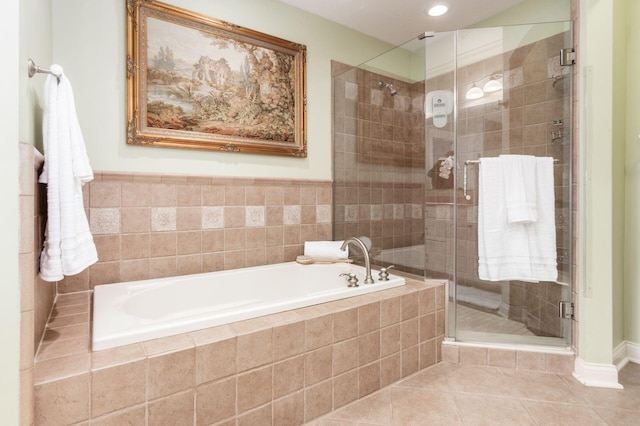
[333, 21, 573, 348]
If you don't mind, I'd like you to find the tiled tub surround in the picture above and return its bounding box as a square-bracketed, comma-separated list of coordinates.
[19, 142, 56, 426]
[59, 173, 333, 294]
[34, 277, 445, 425]
[332, 63, 426, 274]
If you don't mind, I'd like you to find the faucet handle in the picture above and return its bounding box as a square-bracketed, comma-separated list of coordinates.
[378, 265, 395, 281]
[339, 272, 359, 287]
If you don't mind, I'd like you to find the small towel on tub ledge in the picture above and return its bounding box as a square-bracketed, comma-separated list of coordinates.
[304, 241, 349, 259]
[38, 64, 98, 282]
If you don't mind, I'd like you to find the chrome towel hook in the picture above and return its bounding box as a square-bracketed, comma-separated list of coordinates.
[27, 59, 61, 81]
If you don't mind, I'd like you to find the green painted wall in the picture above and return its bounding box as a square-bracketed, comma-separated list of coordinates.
[472, 0, 570, 27]
[624, 0, 640, 345]
[2, 0, 21, 422]
[51, 0, 393, 180]
[579, 0, 618, 364]
[612, 0, 627, 351]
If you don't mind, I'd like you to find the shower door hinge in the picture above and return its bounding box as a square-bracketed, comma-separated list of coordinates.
[560, 48, 576, 66]
[559, 301, 575, 320]
[418, 31, 435, 40]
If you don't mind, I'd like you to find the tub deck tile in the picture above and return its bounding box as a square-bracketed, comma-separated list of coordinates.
[188, 324, 235, 345]
[54, 292, 91, 308]
[229, 316, 272, 335]
[34, 273, 446, 425]
[91, 343, 146, 371]
[36, 335, 91, 362]
[332, 308, 358, 343]
[34, 353, 91, 385]
[143, 333, 194, 356]
[264, 310, 304, 327]
[296, 303, 333, 320]
[305, 314, 334, 351]
[42, 323, 89, 343]
[236, 327, 273, 372]
[273, 321, 305, 361]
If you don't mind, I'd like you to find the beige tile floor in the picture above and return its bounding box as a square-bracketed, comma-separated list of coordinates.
[308, 361, 640, 425]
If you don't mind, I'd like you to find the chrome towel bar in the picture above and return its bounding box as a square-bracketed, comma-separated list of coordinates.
[462, 158, 559, 201]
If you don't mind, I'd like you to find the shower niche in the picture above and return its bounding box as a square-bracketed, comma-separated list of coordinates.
[333, 21, 573, 348]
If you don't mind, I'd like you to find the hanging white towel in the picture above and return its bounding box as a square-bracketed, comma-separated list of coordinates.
[477, 157, 557, 282]
[526, 157, 558, 280]
[39, 65, 98, 282]
[500, 154, 538, 223]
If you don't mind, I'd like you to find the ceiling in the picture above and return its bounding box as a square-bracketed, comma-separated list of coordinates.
[279, 0, 529, 45]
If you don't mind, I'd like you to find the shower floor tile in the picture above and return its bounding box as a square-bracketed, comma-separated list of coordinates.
[456, 304, 535, 336]
[309, 362, 640, 425]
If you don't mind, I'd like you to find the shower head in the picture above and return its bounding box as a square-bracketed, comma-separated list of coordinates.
[377, 81, 397, 96]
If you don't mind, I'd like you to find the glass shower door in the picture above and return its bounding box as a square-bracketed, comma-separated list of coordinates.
[425, 23, 573, 347]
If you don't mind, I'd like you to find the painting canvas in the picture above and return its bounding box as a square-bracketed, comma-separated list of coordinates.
[126, 0, 307, 156]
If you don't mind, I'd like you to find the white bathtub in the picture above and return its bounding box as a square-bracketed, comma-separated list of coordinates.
[92, 261, 405, 351]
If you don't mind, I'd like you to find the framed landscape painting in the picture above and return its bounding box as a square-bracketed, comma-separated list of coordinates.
[126, 0, 307, 156]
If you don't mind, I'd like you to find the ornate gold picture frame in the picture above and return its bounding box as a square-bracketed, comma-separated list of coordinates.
[126, 0, 307, 156]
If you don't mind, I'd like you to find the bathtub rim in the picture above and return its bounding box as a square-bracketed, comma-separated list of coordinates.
[92, 261, 406, 351]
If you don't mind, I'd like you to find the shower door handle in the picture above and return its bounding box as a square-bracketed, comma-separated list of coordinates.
[463, 163, 471, 200]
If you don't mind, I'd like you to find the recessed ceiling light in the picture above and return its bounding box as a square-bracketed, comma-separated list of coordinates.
[427, 4, 449, 17]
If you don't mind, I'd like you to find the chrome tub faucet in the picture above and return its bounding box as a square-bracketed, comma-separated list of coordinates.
[340, 237, 374, 284]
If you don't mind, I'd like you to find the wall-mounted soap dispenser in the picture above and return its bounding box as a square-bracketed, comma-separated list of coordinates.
[425, 90, 454, 128]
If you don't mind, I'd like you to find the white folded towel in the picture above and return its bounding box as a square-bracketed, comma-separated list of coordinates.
[500, 155, 538, 223]
[304, 241, 348, 259]
[477, 157, 557, 282]
[527, 157, 558, 281]
[39, 65, 98, 282]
